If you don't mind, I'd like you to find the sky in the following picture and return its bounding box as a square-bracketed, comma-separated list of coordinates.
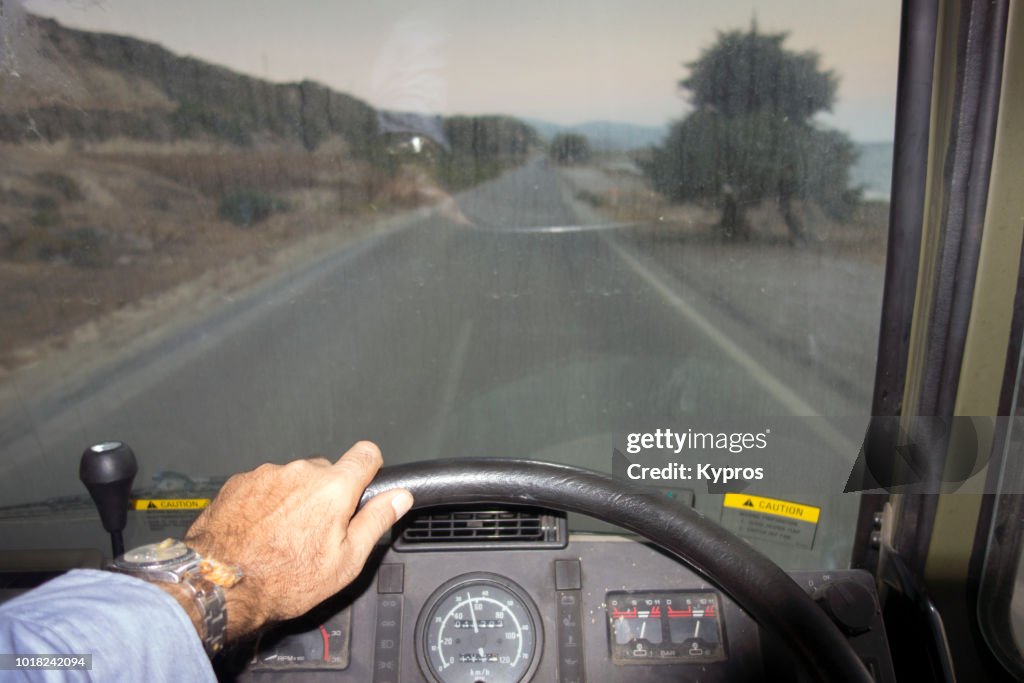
[22, 0, 901, 141]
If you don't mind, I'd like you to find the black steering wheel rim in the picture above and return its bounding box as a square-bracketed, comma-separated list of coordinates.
[362, 458, 873, 683]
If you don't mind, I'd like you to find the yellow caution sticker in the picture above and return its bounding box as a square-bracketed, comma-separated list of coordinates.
[132, 498, 210, 511]
[723, 493, 820, 524]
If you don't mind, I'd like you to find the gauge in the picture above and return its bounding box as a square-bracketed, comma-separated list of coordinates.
[612, 603, 663, 645]
[250, 605, 351, 671]
[416, 573, 542, 683]
[607, 591, 725, 664]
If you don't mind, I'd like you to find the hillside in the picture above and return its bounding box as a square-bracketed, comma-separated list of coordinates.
[1, 14, 378, 153]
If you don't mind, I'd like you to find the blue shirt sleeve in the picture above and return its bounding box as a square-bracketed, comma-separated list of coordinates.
[0, 568, 215, 682]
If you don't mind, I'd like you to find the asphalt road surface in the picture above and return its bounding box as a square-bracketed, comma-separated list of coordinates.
[0, 158, 879, 567]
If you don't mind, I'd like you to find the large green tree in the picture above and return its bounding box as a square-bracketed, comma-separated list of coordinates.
[644, 23, 861, 240]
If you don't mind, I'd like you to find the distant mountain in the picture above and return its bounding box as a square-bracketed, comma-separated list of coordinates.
[525, 119, 668, 152]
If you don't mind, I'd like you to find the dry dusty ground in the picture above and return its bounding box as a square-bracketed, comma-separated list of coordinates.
[0, 139, 445, 397]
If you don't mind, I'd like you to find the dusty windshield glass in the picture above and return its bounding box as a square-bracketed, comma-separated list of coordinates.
[0, 1, 899, 568]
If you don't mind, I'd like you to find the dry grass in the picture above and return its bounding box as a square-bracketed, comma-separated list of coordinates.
[89, 135, 383, 205]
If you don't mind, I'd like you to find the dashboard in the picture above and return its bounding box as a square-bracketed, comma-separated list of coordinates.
[220, 510, 896, 683]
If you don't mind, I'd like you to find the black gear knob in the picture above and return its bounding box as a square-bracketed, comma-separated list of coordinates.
[79, 441, 138, 557]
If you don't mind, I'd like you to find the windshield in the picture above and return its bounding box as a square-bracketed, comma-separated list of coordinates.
[0, 0, 899, 569]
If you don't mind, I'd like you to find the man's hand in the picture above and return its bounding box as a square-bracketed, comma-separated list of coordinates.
[182, 441, 413, 639]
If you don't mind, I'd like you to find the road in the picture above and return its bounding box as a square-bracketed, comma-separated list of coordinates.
[0, 158, 880, 567]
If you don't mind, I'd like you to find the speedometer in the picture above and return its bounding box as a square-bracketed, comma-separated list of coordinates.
[415, 573, 542, 683]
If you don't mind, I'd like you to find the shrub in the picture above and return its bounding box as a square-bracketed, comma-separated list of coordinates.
[218, 191, 288, 227]
[171, 102, 253, 146]
[31, 195, 59, 211]
[61, 226, 110, 268]
[30, 196, 61, 228]
[5, 225, 111, 268]
[32, 171, 83, 201]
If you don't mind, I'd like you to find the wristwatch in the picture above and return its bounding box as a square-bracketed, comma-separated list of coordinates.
[110, 539, 238, 656]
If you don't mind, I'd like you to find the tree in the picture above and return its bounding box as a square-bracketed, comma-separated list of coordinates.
[643, 22, 860, 240]
[438, 116, 540, 189]
[549, 133, 592, 165]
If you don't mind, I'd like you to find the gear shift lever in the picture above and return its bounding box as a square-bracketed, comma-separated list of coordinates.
[79, 441, 138, 558]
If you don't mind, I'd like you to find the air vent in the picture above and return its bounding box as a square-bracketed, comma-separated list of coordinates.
[394, 507, 567, 552]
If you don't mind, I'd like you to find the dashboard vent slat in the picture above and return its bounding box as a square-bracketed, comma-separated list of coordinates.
[394, 508, 567, 552]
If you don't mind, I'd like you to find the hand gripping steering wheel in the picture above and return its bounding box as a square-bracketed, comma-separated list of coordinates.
[361, 459, 874, 683]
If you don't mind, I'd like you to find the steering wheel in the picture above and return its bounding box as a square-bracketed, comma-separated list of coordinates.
[361, 459, 874, 683]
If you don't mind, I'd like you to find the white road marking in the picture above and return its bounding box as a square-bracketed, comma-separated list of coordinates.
[607, 240, 859, 455]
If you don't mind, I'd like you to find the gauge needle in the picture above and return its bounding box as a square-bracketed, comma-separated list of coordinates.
[468, 594, 479, 633]
[640, 620, 646, 639]
[694, 619, 701, 639]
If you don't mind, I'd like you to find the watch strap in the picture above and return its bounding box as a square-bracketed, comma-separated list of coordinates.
[109, 539, 236, 657]
[177, 572, 228, 657]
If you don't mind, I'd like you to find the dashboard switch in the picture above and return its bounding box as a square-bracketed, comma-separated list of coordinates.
[816, 580, 876, 635]
[377, 563, 404, 594]
[556, 590, 586, 682]
[372, 596, 402, 683]
[555, 559, 582, 590]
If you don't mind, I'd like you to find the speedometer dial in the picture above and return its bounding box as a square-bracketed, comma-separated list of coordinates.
[416, 573, 542, 683]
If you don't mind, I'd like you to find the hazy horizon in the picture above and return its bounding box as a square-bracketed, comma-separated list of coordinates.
[20, 0, 900, 142]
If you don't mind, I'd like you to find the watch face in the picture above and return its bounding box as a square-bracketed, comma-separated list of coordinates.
[120, 540, 194, 567]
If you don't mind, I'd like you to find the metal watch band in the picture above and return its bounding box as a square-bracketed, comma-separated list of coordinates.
[179, 572, 229, 657]
[108, 539, 231, 658]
